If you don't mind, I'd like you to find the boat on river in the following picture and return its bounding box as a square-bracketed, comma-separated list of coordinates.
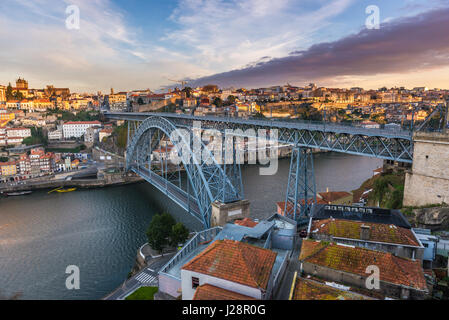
[2, 191, 33, 197]
[56, 188, 77, 193]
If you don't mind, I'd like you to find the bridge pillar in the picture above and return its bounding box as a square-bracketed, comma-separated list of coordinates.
[210, 199, 250, 227]
[404, 132, 449, 206]
[284, 147, 317, 224]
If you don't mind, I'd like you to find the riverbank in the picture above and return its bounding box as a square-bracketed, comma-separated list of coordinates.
[0, 176, 144, 193]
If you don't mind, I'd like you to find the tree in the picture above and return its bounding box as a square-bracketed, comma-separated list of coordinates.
[6, 83, 13, 101]
[170, 223, 189, 247]
[146, 213, 176, 253]
[212, 97, 223, 108]
[226, 95, 236, 105]
[114, 122, 128, 150]
[373, 177, 389, 205]
[13, 90, 24, 101]
[22, 127, 48, 146]
[252, 112, 266, 119]
[182, 87, 193, 98]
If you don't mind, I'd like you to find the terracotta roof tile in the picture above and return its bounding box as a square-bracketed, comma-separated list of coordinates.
[193, 284, 256, 300]
[311, 218, 420, 246]
[234, 218, 258, 228]
[299, 239, 428, 291]
[291, 277, 369, 300]
[182, 240, 277, 290]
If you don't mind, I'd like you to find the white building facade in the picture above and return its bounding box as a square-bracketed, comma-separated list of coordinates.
[62, 121, 102, 139]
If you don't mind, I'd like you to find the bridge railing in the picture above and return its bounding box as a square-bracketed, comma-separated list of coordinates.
[106, 111, 412, 138]
[158, 226, 222, 279]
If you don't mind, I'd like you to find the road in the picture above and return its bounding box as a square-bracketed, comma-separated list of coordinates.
[103, 253, 175, 300]
[274, 237, 303, 300]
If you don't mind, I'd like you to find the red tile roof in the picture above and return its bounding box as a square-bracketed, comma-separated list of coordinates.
[311, 218, 420, 246]
[193, 284, 256, 300]
[182, 240, 277, 290]
[299, 240, 428, 291]
[234, 218, 258, 228]
[291, 277, 369, 300]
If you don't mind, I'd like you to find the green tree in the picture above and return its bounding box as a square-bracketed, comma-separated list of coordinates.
[373, 177, 389, 205]
[146, 213, 176, 253]
[22, 127, 48, 146]
[170, 223, 189, 247]
[386, 187, 404, 209]
[13, 91, 24, 101]
[226, 95, 236, 105]
[114, 122, 128, 150]
[6, 83, 14, 101]
[252, 112, 266, 119]
[213, 97, 223, 108]
[182, 87, 193, 98]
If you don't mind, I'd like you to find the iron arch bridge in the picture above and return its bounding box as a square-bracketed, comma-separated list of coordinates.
[126, 116, 243, 228]
[105, 112, 414, 227]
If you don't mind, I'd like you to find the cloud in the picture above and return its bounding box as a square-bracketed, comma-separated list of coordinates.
[185, 7, 449, 88]
[163, 0, 355, 79]
[0, 0, 144, 91]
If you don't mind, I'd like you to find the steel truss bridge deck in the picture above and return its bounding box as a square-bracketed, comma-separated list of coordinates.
[105, 112, 414, 163]
[131, 166, 202, 222]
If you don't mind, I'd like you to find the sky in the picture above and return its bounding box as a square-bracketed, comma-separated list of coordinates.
[0, 0, 448, 92]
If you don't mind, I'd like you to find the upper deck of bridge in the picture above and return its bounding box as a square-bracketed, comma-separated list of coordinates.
[105, 112, 413, 140]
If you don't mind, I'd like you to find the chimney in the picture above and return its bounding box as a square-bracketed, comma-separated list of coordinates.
[360, 225, 371, 241]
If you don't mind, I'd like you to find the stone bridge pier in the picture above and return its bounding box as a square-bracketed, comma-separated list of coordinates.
[404, 132, 449, 207]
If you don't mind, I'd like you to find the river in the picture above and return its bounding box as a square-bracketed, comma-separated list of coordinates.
[0, 152, 382, 300]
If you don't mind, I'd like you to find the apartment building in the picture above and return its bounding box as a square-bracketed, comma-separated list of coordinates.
[0, 161, 17, 176]
[62, 121, 102, 139]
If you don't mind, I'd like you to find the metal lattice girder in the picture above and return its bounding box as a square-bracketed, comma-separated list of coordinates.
[107, 112, 414, 163]
[284, 147, 317, 221]
[125, 116, 243, 229]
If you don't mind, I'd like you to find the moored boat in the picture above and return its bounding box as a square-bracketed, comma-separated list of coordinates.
[3, 191, 33, 197]
[56, 188, 77, 193]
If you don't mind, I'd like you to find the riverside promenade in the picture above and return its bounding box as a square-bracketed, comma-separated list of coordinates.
[0, 174, 143, 193]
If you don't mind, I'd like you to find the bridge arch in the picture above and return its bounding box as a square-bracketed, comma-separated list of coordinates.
[126, 116, 242, 228]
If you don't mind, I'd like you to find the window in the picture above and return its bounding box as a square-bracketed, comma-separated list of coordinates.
[423, 243, 429, 248]
[192, 277, 200, 289]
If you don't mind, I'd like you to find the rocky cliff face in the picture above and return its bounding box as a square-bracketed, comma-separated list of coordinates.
[412, 206, 449, 230]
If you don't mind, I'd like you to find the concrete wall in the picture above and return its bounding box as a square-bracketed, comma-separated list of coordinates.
[211, 200, 250, 227]
[158, 273, 182, 299]
[181, 270, 262, 300]
[404, 132, 449, 207]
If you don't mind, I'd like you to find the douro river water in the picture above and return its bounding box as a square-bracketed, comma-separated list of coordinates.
[0, 153, 381, 300]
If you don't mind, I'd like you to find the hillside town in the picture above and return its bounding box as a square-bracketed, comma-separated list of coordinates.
[1, 77, 449, 302]
[0, 77, 448, 190]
